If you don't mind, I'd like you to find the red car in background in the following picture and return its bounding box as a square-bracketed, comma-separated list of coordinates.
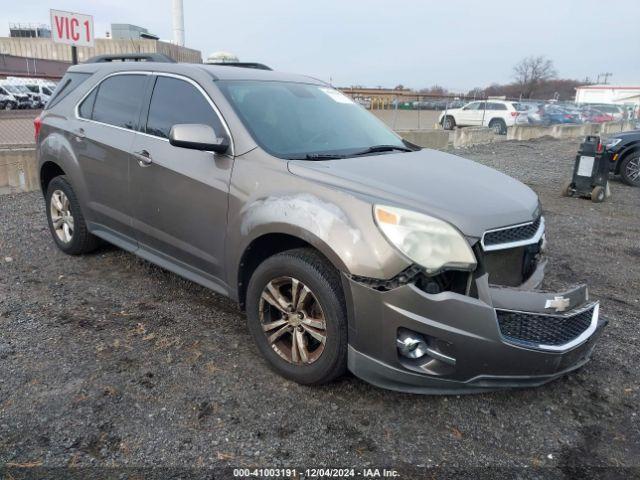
[580, 108, 614, 123]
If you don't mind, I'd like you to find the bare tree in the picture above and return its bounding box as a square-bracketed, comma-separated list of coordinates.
[513, 55, 557, 98]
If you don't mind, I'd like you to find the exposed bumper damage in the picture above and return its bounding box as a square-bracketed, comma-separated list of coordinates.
[344, 258, 607, 394]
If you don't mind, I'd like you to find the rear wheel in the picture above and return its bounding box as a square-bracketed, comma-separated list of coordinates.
[46, 176, 100, 255]
[620, 153, 640, 187]
[245, 248, 348, 385]
[489, 118, 507, 135]
[591, 186, 605, 203]
[442, 115, 456, 130]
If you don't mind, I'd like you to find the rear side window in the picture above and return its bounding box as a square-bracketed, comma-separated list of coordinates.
[78, 89, 97, 119]
[145, 76, 223, 139]
[45, 72, 91, 109]
[91, 75, 148, 130]
[489, 103, 507, 110]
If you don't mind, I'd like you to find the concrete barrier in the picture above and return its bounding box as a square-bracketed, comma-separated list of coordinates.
[396, 129, 449, 150]
[0, 147, 38, 194]
[453, 127, 497, 148]
[507, 125, 555, 141]
[552, 124, 584, 139]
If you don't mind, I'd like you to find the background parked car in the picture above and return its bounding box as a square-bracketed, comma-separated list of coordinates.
[541, 105, 582, 125]
[0, 83, 34, 109]
[0, 86, 18, 110]
[580, 107, 613, 123]
[439, 100, 523, 134]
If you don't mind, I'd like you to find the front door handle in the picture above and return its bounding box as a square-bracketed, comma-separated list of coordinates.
[133, 149, 153, 167]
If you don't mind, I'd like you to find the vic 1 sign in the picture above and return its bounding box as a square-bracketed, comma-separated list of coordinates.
[50, 9, 94, 47]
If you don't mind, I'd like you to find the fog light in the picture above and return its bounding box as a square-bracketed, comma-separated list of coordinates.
[397, 330, 429, 359]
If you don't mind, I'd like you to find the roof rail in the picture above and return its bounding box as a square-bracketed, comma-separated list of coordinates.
[84, 53, 176, 63]
[206, 62, 272, 71]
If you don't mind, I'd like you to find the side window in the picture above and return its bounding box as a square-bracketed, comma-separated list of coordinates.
[491, 103, 507, 110]
[477, 102, 486, 110]
[78, 88, 97, 119]
[43, 87, 53, 96]
[463, 102, 479, 110]
[91, 75, 147, 130]
[146, 76, 224, 139]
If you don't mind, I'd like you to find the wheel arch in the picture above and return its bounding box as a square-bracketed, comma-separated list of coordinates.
[616, 143, 640, 174]
[236, 230, 348, 310]
[39, 159, 66, 193]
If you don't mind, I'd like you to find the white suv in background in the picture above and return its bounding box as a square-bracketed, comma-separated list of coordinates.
[439, 100, 523, 134]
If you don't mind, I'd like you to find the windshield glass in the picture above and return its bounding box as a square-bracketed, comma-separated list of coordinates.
[3, 85, 21, 94]
[217, 80, 406, 159]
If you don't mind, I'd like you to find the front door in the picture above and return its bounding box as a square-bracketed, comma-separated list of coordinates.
[129, 75, 233, 287]
[457, 101, 483, 126]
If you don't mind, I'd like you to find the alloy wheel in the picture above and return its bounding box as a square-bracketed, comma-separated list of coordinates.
[626, 157, 640, 184]
[259, 276, 327, 365]
[50, 189, 74, 243]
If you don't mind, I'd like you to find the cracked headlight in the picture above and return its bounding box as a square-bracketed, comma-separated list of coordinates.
[374, 205, 477, 275]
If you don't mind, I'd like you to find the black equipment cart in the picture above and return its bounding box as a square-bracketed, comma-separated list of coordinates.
[562, 135, 610, 203]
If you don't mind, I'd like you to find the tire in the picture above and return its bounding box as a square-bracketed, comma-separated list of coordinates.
[45, 175, 100, 255]
[442, 115, 456, 130]
[619, 153, 640, 187]
[4, 102, 14, 111]
[245, 247, 348, 385]
[561, 179, 575, 197]
[489, 118, 507, 135]
[591, 186, 605, 203]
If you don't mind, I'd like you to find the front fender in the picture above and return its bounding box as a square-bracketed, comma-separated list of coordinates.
[227, 191, 410, 292]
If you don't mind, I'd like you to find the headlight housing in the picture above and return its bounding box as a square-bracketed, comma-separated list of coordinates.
[374, 205, 477, 275]
[605, 138, 622, 149]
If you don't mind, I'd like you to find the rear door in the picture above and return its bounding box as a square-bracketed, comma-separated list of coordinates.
[129, 74, 233, 286]
[74, 72, 151, 245]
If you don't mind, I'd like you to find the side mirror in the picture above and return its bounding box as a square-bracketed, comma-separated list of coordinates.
[169, 123, 229, 154]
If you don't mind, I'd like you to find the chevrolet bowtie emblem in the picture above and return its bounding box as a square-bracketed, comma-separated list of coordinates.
[545, 296, 570, 312]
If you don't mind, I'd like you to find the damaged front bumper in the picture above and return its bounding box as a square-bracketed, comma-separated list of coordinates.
[344, 261, 607, 394]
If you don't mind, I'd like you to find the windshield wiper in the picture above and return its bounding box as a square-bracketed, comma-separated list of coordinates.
[351, 145, 413, 156]
[305, 153, 347, 160]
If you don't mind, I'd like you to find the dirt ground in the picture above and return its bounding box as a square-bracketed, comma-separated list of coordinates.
[0, 137, 639, 476]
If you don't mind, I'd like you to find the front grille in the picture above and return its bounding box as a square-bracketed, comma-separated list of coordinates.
[483, 217, 541, 248]
[496, 304, 596, 348]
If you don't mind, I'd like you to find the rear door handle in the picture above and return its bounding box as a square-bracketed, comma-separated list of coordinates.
[73, 128, 85, 140]
[133, 149, 153, 167]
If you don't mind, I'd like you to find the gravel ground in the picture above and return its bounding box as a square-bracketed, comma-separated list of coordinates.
[0, 137, 639, 476]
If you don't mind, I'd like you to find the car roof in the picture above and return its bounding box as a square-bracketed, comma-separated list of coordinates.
[68, 62, 327, 85]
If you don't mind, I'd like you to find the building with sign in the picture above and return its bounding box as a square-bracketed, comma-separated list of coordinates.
[110, 24, 159, 41]
[9, 23, 52, 38]
[0, 37, 201, 64]
[575, 84, 640, 106]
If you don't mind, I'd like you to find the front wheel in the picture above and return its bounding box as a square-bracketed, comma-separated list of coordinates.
[442, 115, 456, 130]
[620, 153, 640, 187]
[245, 248, 348, 385]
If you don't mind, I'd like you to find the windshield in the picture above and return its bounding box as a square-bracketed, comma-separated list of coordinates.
[217, 80, 407, 159]
[3, 85, 21, 94]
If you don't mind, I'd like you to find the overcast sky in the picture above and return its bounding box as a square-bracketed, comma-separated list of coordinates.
[2, 0, 639, 90]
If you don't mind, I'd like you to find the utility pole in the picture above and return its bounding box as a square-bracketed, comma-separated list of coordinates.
[601, 72, 612, 84]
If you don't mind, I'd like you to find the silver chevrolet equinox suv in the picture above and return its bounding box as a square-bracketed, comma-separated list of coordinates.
[35, 57, 606, 393]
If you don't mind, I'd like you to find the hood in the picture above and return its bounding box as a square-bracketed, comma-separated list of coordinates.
[288, 149, 540, 239]
[608, 130, 640, 141]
